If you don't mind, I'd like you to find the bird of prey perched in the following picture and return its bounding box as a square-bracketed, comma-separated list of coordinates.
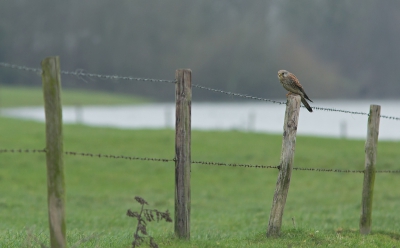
[277, 70, 313, 112]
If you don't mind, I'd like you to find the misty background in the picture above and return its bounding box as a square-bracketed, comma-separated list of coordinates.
[0, 0, 399, 102]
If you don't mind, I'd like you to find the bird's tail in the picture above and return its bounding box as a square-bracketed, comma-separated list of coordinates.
[304, 93, 313, 102]
[301, 97, 313, 112]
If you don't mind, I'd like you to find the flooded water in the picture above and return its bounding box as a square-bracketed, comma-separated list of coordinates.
[1, 100, 399, 140]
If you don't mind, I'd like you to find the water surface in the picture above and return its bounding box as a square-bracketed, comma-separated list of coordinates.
[2, 100, 399, 140]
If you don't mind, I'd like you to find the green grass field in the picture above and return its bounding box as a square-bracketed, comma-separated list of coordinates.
[1, 115, 400, 247]
[0, 86, 148, 107]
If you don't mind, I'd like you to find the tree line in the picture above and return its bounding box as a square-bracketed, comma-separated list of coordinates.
[0, 0, 399, 101]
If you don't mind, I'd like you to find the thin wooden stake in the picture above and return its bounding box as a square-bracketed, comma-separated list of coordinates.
[41, 56, 66, 248]
[267, 94, 301, 237]
[360, 105, 381, 235]
[174, 69, 191, 239]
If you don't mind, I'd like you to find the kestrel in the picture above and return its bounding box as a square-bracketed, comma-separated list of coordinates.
[278, 70, 313, 113]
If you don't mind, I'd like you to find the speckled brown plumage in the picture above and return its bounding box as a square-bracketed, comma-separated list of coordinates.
[278, 70, 313, 112]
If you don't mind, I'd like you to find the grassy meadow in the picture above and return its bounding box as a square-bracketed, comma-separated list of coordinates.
[0, 86, 148, 107]
[1, 87, 400, 247]
[1, 117, 400, 247]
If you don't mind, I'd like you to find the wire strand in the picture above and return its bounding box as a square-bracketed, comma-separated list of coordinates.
[0, 62, 176, 84]
[1, 61, 399, 121]
[2, 149, 399, 173]
[192, 84, 400, 121]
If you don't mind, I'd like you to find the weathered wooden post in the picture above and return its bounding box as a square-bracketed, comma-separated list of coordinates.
[267, 94, 301, 237]
[41, 56, 66, 248]
[174, 69, 191, 239]
[359, 105, 381, 235]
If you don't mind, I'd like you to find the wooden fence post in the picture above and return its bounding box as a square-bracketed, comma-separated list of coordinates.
[41, 56, 66, 248]
[174, 69, 191, 239]
[359, 105, 381, 235]
[267, 94, 301, 237]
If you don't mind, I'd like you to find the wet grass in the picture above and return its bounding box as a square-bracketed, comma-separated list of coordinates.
[0, 117, 399, 247]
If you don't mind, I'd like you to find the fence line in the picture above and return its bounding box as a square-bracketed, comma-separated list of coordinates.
[1, 58, 400, 242]
[1, 61, 400, 121]
[1, 148, 399, 173]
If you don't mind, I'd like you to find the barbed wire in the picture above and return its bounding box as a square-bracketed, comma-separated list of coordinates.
[292, 167, 364, 173]
[192, 84, 286, 105]
[2, 148, 399, 173]
[64, 151, 174, 162]
[191, 160, 368, 173]
[59, 70, 176, 84]
[0, 62, 42, 74]
[191, 160, 280, 169]
[1, 61, 400, 121]
[192, 84, 400, 121]
[0, 148, 46, 153]
[0, 62, 176, 84]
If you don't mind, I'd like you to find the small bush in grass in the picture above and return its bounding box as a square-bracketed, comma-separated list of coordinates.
[127, 196, 172, 248]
